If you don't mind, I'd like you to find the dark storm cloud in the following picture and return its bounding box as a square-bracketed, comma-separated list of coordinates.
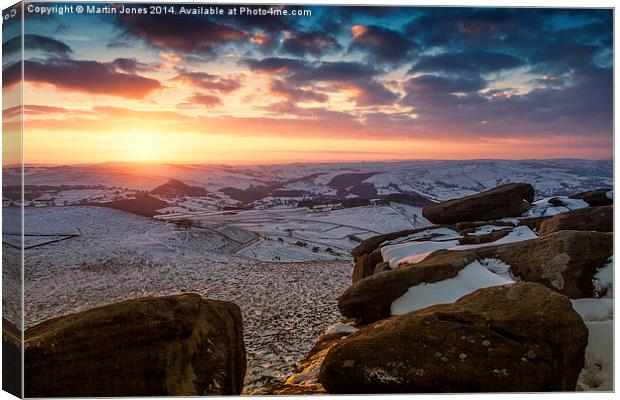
[529, 42, 600, 69]
[288, 61, 380, 83]
[280, 31, 341, 57]
[404, 75, 487, 94]
[401, 64, 612, 137]
[410, 50, 524, 75]
[404, 8, 539, 48]
[3, 34, 73, 58]
[242, 57, 306, 74]
[348, 25, 417, 64]
[3, 59, 161, 99]
[404, 8, 611, 69]
[390, 6, 612, 140]
[242, 58, 379, 83]
[116, 13, 246, 56]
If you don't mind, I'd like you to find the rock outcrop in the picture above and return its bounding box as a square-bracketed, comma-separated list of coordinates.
[339, 230, 612, 323]
[25, 294, 246, 397]
[422, 183, 534, 224]
[351, 227, 444, 283]
[570, 188, 613, 207]
[538, 205, 612, 236]
[321, 283, 588, 393]
[340, 254, 468, 323]
[491, 230, 612, 297]
[458, 228, 511, 245]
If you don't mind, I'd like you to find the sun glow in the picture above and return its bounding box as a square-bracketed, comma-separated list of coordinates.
[122, 130, 170, 163]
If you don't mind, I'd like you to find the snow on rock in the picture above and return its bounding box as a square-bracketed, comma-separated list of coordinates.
[455, 225, 537, 250]
[523, 196, 589, 218]
[381, 239, 459, 268]
[477, 258, 516, 281]
[323, 323, 358, 336]
[572, 255, 613, 392]
[572, 298, 613, 391]
[391, 260, 515, 316]
[381, 226, 537, 268]
[381, 227, 459, 246]
[605, 190, 613, 200]
[468, 225, 512, 236]
[593, 257, 613, 298]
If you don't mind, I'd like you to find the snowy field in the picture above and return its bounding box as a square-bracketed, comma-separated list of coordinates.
[155, 203, 428, 262]
[19, 206, 352, 392]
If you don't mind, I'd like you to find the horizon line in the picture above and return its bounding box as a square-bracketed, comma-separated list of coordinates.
[4, 157, 614, 169]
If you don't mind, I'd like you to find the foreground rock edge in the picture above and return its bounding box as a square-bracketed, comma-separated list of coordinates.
[322, 282, 588, 393]
[24, 293, 246, 397]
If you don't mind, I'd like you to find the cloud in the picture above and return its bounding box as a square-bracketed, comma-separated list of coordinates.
[268, 79, 328, 103]
[404, 8, 534, 47]
[337, 80, 399, 106]
[403, 74, 487, 94]
[111, 58, 153, 74]
[11, 6, 612, 158]
[4, 58, 161, 99]
[159, 53, 184, 63]
[171, 71, 244, 93]
[106, 41, 133, 50]
[401, 65, 612, 138]
[410, 50, 524, 75]
[403, 8, 611, 74]
[245, 58, 393, 106]
[185, 93, 222, 108]
[242, 58, 379, 84]
[349, 25, 417, 64]
[242, 57, 305, 75]
[288, 61, 380, 83]
[93, 106, 190, 121]
[116, 13, 246, 56]
[3, 105, 75, 119]
[3, 34, 72, 58]
[250, 31, 276, 48]
[280, 31, 341, 57]
[529, 42, 599, 70]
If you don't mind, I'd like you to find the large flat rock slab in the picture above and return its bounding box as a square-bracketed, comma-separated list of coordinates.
[422, 183, 534, 224]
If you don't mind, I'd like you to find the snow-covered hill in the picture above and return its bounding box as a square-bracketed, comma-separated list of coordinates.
[6, 159, 612, 208]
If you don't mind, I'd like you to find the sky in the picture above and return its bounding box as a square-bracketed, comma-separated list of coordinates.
[1, 3, 614, 165]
